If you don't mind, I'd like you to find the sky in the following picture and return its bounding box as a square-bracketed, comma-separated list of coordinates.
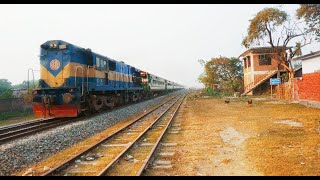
[0, 4, 319, 88]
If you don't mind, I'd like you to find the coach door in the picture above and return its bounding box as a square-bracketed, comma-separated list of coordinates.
[124, 65, 128, 89]
[105, 72, 109, 85]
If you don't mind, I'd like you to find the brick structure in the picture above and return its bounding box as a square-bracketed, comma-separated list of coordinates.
[239, 47, 287, 95]
[297, 72, 320, 101]
[293, 51, 320, 104]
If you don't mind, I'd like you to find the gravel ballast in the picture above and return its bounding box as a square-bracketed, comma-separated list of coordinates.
[0, 91, 181, 176]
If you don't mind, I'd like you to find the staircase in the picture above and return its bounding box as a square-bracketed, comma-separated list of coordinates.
[242, 65, 279, 96]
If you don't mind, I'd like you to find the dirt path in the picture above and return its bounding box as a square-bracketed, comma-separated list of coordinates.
[145, 95, 320, 176]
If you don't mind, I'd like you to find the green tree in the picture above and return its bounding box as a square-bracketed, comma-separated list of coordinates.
[297, 4, 320, 41]
[12, 80, 38, 89]
[242, 7, 312, 79]
[198, 57, 243, 94]
[0, 79, 13, 99]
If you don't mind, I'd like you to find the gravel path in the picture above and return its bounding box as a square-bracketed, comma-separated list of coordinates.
[0, 92, 181, 176]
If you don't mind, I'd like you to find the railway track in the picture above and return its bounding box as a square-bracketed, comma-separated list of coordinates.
[0, 93, 179, 146]
[42, 93, 186, 176]
[0, 118, 75, 145]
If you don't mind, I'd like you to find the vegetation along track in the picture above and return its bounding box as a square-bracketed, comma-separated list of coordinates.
[42, 93, 186, 176]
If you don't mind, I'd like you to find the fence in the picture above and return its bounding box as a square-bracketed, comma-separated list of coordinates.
[0, 98, 33, 113]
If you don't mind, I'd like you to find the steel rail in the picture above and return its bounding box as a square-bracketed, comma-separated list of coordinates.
[0, 119, 75, 144]
[42, 94, 179, 176]
[135, 94, 187, 176]
[97, 95, 183, 176]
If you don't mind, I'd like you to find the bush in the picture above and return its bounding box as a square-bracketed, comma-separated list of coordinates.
[205, 87, 220, 96]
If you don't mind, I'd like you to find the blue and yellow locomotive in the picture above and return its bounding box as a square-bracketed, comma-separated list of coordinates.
[32, 40, 183, 118]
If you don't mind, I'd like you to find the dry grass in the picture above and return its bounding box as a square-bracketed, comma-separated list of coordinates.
[0, 114, 36, 127]
[145, 94, 320, 176]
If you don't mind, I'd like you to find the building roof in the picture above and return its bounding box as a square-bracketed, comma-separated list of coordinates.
[239, 46, 292, 58]
[292, 50, 320, 61]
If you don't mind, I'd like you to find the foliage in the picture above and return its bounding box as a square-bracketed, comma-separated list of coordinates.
[198, 57, 243, 94]
[242, 8, 288, 48]
[297, 4, 320, 41]
[242, 7, 313, 79]
[0, 111, 33, 121]
[205, 87, 220, 96]
[0, 79, 13, 99]
[12, 80, 39, 90]
[280, 72, 289, 82]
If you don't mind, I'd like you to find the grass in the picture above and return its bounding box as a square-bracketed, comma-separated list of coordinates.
[146, 92, 320, 175]
[0, 111, 35, 127]
[0, 111, 33, 121]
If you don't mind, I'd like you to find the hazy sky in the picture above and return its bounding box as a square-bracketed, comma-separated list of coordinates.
[0, 4, 319, 88]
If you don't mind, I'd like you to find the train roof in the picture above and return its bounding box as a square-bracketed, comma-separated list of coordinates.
[42, 40, 184, 87]
[42, 40, 143, 70]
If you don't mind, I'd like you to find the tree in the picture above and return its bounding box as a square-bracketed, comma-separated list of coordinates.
[12, 80, 38, 90]
[297, 4, 320, 41]
[242, 7, 312, 79]
[0, 79, 13, 99]
[198, 57, 243, 94]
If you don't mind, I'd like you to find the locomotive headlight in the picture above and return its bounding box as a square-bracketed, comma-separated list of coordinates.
[140, 72, 146, 77]
[59, 44, 67, 49]
[49, 43, 57, 48]
[63, 93, 74, 104]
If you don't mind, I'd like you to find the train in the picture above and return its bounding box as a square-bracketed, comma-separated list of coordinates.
[31, 40, 184, 118]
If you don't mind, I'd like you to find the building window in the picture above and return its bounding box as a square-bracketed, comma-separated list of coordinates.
[247, 56, 251, 68]
[259, 54, 271, 65]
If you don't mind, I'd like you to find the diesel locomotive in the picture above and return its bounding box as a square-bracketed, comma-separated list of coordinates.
[32, 40, 183, 118]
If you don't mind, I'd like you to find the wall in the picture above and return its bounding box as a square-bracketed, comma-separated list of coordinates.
[243, 55, 253, 88]
[302, 56, 320, 74]
[277, 73, 320, 102]
[296, 72, 320, 102]
[277, 79, 294, 100]
[0, 98, 32, 113]
[252, 54, 279, 71]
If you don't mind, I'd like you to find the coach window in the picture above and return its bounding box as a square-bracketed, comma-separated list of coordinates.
[109, 61, 116, 71]
[103, 60, 108, 71]
[100, 59, 106, 71]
